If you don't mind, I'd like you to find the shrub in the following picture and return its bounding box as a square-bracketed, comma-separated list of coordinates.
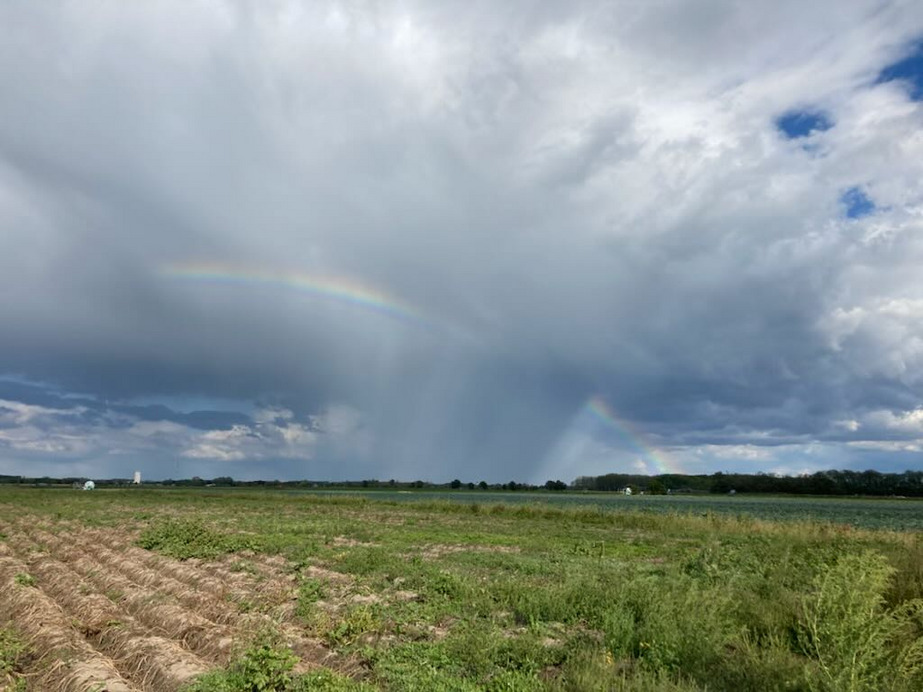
[799, 551, 923, 692]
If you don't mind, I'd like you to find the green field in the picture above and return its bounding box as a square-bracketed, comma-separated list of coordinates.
[1, 487, 922, 691]
[284, 489, 923, 531]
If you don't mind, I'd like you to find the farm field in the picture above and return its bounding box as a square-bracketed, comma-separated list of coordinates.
[0, 487, 922, 691]
[286, 489, 923, 532]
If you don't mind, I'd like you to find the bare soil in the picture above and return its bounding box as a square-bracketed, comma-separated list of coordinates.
[0, 517, 355, 690]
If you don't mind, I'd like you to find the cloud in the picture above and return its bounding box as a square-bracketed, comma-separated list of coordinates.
[2, 2, 923, 481]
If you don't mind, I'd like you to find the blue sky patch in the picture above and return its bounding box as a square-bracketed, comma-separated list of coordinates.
[877, 41, 923, 100]
[776, 110, 833, 139]
[841, 187, 875, 219]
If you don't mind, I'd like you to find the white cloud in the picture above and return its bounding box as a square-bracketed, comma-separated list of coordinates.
[0, 399, 85, 425]
[847, 439, 923, 452]
[864, 407, 923, 434]
[253, 407, 295, 424]
[835, 419, 861, 432]
[687, 444, 775, 461]
[182, 420, 317, 461]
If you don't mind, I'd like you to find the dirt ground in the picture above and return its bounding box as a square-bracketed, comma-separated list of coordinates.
[0, 517, 352, 691]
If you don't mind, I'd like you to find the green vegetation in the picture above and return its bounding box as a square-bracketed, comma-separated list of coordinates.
[137, 517, 254, 560]
[799, 552, 923, 691]
[1, 486, 922, 689]
[7, 468, 923, 499]
[183, 632, 371, 692]
[12, 573, 35, 588]
[0, 627, 29, 691]
[575, 469, 923, 496]
[295, 577, 327, 618]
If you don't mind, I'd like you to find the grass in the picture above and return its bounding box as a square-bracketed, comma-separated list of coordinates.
[1, 486, 922, 689]
[0, 627, 29, 691]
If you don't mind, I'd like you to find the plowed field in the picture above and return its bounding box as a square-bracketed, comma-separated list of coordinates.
[0, 517, 346, 691]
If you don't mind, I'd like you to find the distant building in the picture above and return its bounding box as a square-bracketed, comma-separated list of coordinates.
[83, 480, 95, 491]
[133, 471, 141, 485]
[624, 487, 632, 496]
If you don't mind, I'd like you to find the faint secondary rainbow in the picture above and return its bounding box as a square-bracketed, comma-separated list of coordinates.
[585, 395, 684, 475]
[161, 262, 432, 329]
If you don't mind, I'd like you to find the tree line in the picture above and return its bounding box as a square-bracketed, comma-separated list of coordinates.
[3, 469, 922, 496]
[0, 474, 570, 491]
[572, 469, 923, 496]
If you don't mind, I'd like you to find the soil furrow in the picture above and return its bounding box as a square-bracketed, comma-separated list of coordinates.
[22, 539, 236, 665]
[13, 521, 358, 679]
[10, 549, 212, 691]
[0, 554, 139, 692]
[30, 527, 241, 627]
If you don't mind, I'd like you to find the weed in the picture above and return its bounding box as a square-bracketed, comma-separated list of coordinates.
[12, 573, 35, 587]
[291, 669, 375, 691]
[183, 633, 297, 692]
[294, 577, 326, 619]
[138, 518, 249, 560]
[798, 551, 923, 692]
[0, 627, 30, 690]
[324, 604, 383, 646]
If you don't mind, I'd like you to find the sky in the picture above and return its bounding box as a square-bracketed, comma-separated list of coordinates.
[2, 1, 923, 483]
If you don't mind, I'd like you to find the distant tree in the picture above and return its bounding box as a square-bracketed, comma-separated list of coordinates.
[711, 472, 731, 494]
[450, 479, 462, 489]
[467, 482, 475, 490]
[478, 480, 488, 490]
[648, 479, 666, 495]
[544, 480, 567, 491]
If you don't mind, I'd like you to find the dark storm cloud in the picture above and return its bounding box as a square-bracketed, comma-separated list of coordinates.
[2, 1, 923, 481]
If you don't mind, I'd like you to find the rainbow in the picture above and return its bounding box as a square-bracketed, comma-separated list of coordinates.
[160, 262, 431, 328]
[584, 395, 683, 475]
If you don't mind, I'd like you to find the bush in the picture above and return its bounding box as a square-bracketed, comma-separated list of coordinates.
[799, 551, 923, 692]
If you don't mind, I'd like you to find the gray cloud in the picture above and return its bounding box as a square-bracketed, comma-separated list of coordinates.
[2, 1, 923, 481]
